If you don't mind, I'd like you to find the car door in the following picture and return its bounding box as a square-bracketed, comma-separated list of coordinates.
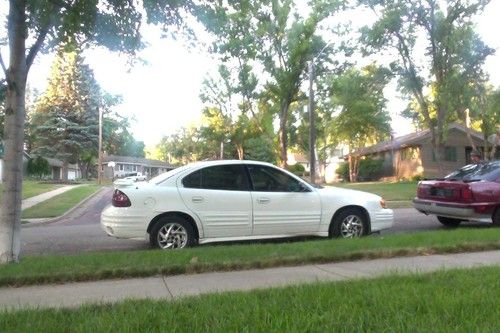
[246, 164, 321, 236]
[178, 164, 252, 238]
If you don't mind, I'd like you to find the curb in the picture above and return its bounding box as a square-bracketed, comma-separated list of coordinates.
[22, 186, 109, 228]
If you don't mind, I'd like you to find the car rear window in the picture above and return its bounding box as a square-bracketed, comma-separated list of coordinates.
[445, 161, 500, 181]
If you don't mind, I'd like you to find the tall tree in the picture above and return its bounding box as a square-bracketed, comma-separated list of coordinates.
[360, 0, 493, 175]
[204, 0, 341, 166]
[328, 65, 392, 182]
[32, 44, 99, 180]
[0, 0, 198, 263]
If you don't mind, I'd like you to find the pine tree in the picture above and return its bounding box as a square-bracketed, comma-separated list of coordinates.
[32, 44, 100, 180]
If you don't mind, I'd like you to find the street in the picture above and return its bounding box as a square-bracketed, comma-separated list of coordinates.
[20, 187, 492, 257]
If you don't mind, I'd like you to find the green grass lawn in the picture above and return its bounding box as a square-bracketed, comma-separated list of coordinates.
[1, 228, 499, 287]
[1, 266, 498, 332]
[21, 185, 101, 218]
[0, 181, 63, 201]
[332, 181, 418, 202]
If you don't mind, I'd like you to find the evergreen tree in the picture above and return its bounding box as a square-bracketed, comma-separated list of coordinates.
[32, 44, 100, 181]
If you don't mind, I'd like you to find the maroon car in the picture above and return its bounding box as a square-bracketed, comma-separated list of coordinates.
[414, 161, 500, 227]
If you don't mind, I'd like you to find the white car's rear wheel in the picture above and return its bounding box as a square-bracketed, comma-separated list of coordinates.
[150, 217, 195, 249]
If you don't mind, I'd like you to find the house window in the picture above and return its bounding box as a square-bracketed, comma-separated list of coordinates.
[432, 147, 457, 162]
[444, 147, 457, 162]
[401, 147, 418, 161]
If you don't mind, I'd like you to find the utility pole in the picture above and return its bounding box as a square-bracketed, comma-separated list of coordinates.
[308, 61, 316, 185]
[98, 107, 103, 185]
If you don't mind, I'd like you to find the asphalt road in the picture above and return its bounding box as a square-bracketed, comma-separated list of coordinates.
[20, 188, 492, 257]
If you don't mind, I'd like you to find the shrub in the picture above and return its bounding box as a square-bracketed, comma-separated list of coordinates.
[358, 158, 384, 181]
[336, 162, 350, 181]
[27, 156, 51, 179]
[286, 163, 306, 176]
[336, 159, 384, 182]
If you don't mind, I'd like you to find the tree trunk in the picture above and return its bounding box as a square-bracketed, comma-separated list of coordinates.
[278, 102, 289, 168]
[462, 109, 477, 152]
[489, 129, 500, 160]
[236, 144, 244, 160]
[0, 0, 27, 264]
[61, 161, 69, 181]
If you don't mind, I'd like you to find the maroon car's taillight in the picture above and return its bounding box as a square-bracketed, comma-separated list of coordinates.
[417, 185, 426, 198]
[112, 189, 131, 207]
[461, 187, 473, 202]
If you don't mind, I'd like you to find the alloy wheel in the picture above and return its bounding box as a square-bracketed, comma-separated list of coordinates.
[157, 223, 188, 249]
[340, 214, 364, 238]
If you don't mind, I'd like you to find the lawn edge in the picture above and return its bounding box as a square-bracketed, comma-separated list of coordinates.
[2, 242, 500, 288]
[22, 186, 106, 227]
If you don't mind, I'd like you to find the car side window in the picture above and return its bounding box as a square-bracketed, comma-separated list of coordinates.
[247, 165, 310, 192]
[182, 165, 249, 191]
[182, 170, 202, 188]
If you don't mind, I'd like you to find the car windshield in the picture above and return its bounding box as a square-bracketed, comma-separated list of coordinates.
[445, 161, 500, 181]
[148, 165, 192, 185]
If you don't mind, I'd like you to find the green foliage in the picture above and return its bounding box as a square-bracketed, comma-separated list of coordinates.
[360, 0, 493, 169]
[203, 0, 343, 165]
[26, 156, 51, 179]
[336, 162, 349, 181]
[2, 267, 500, 332]
[286, 163, 306, 176]
[357, 158, 384, 181]
[336, 158, 384, 182]
[31, 45, 100, 170]
[327, 65, 391, 181]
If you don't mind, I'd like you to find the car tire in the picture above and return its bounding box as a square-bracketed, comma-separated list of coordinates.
[493, 208, 500, 226]
[330, 208, 369, 238]
[150, 217, 196, 249]
[437, 216, 462, 227]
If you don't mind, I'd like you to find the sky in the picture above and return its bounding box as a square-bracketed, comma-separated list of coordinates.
[7, 0, 500, 148]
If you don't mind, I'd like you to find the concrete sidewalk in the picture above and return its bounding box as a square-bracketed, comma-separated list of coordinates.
[1, 250, 500, 310]
[21, 185, 83, 210]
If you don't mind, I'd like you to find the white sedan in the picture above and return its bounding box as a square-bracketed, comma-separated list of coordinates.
[101, 160, 393, 249]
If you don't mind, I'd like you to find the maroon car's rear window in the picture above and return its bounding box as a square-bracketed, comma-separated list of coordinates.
[445, 161, 500, 181]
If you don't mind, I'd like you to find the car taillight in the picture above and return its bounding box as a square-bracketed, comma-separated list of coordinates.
[417, 185, 427, 198]
[461, 187, 473, 202]
[112, 189, 131, 207]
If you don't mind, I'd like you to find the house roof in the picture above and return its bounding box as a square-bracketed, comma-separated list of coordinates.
[289, 153, 309, 164]
[355, 123, 484, 156]
[29, 155, 79, 169]
[102, 155, 174, 169]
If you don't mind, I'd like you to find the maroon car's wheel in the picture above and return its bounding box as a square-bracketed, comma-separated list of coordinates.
[437, 216, 462, 227]
[493, 208, 500, 226]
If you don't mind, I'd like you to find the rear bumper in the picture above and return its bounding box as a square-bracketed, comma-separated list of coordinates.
[413, 199, 493, 223]
[100, 205, 149, 239]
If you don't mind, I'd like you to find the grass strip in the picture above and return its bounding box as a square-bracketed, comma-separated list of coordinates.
[21, 185, 101, 218]
[1, 266, 499, 332]
[1, 228, 500, 287]
[332, 181, 417, 201]
[0, 181, 63, 201]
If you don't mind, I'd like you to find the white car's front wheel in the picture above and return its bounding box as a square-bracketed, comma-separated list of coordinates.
[330, 208, 368, 238]
[150, 217, 196, 249]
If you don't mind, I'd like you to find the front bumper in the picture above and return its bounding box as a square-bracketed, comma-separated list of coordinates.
[413, 199, 492, 223]
[370, 208, 394, 232]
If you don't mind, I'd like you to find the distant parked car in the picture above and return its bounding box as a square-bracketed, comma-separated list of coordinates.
[413, 161, 500, 226]
[101, 160, 393, 249]
[122, 172, 147, 182]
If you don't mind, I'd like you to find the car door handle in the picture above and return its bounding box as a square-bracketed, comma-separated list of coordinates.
[257, 197, 270, 204]
[192, 196, 204, 203]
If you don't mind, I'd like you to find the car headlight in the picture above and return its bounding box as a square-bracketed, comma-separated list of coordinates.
[380, 199, 387, 209]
